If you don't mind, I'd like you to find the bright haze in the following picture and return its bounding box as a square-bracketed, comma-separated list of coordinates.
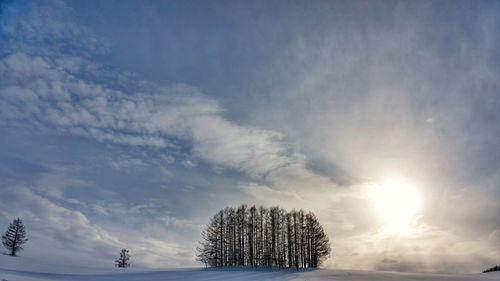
[0, 0, 499, 274]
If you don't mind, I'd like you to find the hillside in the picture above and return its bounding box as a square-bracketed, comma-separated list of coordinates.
[1, 256, 499, 281]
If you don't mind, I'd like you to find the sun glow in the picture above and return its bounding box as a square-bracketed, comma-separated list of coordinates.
[368, 178, 421, 235]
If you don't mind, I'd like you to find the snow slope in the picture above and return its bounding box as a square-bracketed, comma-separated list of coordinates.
[1, 256, 499, 281]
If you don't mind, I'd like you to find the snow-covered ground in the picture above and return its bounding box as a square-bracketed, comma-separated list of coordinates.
[1, 256, 499, 281]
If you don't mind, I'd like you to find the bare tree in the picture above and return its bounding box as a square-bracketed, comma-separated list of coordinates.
[2, 218, 28, 256]
[197, 205, 330, 268]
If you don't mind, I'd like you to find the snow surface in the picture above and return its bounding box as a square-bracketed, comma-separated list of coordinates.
[1, 255, 499, 281]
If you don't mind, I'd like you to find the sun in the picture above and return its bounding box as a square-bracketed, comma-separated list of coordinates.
[368, 178, 421, 235]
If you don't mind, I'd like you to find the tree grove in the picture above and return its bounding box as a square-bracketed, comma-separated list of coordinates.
[197, 205, 330, 269]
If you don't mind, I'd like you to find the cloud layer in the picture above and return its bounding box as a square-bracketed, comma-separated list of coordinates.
[0, 0, 499, 274]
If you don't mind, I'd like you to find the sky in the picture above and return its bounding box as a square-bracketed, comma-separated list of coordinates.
[0, 0, 499, 274]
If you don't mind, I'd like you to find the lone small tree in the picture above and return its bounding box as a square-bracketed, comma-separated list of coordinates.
[115, 249, 131, 268]
[2, 218, 28, 256]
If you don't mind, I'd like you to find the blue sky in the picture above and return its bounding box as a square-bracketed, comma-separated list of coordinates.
[0, 0, 499, 273]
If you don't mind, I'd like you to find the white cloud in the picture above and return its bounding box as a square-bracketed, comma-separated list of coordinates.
[0, 185, 204, 268]
[1, 0, 109, 56]
[160, 154, 175, 164]
[181, 159, 198, 168]
[0, 52, 310, 185]
[0, 187, 119, 264]
[35, 166, 89, 200]
[108, 158, 144, 169]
